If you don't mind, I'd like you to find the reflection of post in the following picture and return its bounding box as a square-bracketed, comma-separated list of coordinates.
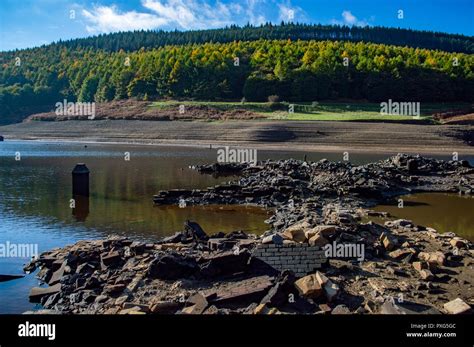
[72, 163, 89, 196]
[72, 195, 89, 222]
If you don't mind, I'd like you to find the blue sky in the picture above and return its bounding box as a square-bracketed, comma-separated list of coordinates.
[0, 0, 473, 51]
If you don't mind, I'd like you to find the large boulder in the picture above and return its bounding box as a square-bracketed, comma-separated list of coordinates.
[418, 251, 445, 267]
[147, 253, 198, 280]
[294, 274, 323, 299]
[199, 250, 250, 278]
[282, 220, 310, 243]
[184, 220, 208, 241]
[315, 271, 340, 302]
[260, 270, 297, 307]
[443, 298, 472, 314]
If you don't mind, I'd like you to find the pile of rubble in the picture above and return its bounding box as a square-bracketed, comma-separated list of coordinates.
[24, 214, 473, 315]
[153, 154, 473, 208]
[23, 225, 330, 315]
[23, 154, 474, 315]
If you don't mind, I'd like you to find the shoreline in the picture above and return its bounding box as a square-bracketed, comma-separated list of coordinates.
[2, 136, 473, 155]
[1, 119, 474, 155]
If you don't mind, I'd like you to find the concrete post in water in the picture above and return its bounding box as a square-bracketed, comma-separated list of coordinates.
[72, 163, 89, 197]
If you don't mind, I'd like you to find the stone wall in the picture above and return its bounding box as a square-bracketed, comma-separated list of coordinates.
[251, 243, 327, 277]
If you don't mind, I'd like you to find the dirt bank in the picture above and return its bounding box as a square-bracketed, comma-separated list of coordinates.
[1, 119, 473, 154]
[24, 99, 264, 121]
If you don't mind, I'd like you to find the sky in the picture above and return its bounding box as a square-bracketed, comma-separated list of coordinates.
[0, 0, 473, 51]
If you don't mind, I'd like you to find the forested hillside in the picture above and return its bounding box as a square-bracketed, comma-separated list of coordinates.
[1, 24, 473, 124]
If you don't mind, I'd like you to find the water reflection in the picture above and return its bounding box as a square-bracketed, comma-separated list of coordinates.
[371, 193, 474, 241]
[72, 195, 89, 222]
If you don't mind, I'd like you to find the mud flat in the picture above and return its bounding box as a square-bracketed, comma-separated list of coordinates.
[23, 154, 474, 315]
[1, 120, 474, 154]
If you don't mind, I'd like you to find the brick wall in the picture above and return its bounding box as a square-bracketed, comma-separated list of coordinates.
[251, 243, 327, 277]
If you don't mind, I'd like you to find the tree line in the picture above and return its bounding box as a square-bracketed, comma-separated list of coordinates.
[6, 23, 473, 54]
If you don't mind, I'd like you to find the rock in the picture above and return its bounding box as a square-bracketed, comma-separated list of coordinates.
[260, 271, 296, 308]
[364, 300, 377, 313]
[282, 220, 309, 243]
[323, 281, 340, 302]
[101, 251, 122, 268]
[48, 261, 67, 285]
[418, 251, 445, 267]
[450, 238, 467, 249]
[380, 300, 440, 314]
[159, 231, 185, 244]
[387, 266, 405, 276]
[308, 234, 329, 247]
[42, 293, 60, 308]
[331, 304, 351, 314]
[385, 219, 413, 228]
[29, 284, 61, 302]
[76, 262, 95, 274]
[407, 159, 418, 173]
[413, 261, 428, 271]
[149, 301, 182, 314]
[147, 253, 198, 280]
[203, 275, 273, 305]
[294, 274, 323, 299]
[315, 225, 338, 237]
[119, 307, 147, 315]
[443, 298, 472, 314]
[418, 269, 434, 281]
[36, 266, 52, 283]
[23, 261, 37, 273]
[225, 230, 249, 240]
[184, 220, 208, 241]
[199, 250, 250, 278]
[102, 284, 125, 295]
[181, 293, 208, 314]
[318, 303, 332, 314]
[254, 303, 279, 314]
[304, 229, 318, 240]
[380, 232, 397, 251]
[207, 238, 237, 251]
[367, 211, 389, 217]
[95, 295, 108, 303]
[388, 248, 416, 261]
[262, 233, 284, 245]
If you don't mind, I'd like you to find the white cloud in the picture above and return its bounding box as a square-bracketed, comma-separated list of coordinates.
[81, 0, 272, 33]
[278, 1, 305, 22]
[331, 10, 369, 27]
[82, 5, 168, 33]
[342, 10, 357, 25]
